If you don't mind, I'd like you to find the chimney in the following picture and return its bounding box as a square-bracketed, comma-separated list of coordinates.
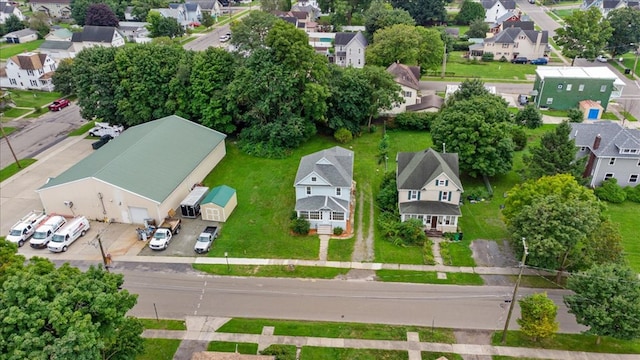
[593, 134, 602, 150]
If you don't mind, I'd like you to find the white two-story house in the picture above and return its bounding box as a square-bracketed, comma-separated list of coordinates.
[0, 1, 25, 23]
[333, 32, 367, 68]
[482, 0, 516, 23]
[1, 53, 57, 91]
[397, 149, 463, 234]
[470, 28, 549, 61]
[71, 26, 125, 53]
[294, 146, 354, 235]
[386, 62, 421, 114]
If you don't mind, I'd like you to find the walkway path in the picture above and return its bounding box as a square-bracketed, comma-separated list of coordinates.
[142, 316, 639, 360]
[351, 187, 374, 262]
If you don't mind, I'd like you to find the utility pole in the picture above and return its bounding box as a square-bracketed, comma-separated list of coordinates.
[441, 42, 447, 79]
[0, 113, 21, 169]
[501, 237, 528, 344]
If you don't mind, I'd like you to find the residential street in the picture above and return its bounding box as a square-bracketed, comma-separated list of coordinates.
[515, 0, 562, 38]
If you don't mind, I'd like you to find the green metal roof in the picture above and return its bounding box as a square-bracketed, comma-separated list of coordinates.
[38, 115, 226, 203]
[201, 185, 235, 206]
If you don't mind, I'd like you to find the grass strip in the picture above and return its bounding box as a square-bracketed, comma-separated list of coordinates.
[216, 318, 456, 343]
[138, 318, 186, 330]
[68, 121, 95, 136]
[136, 338, 181, 360]
[492, 331, 640, 354]
[0, 126, 16, 137]
[600, 112, 619, 120]
[193, 264, 349, 279]
[621, 110, 637, 122]
[0, 159, 37, 183]
[207, 341, 258, 354]
[327, 238, 355, 261]
[302, 346, 409, 359]
[376, 269, 484, 285]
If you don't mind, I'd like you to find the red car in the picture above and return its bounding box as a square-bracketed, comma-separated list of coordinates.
[48, 99, 70, 111]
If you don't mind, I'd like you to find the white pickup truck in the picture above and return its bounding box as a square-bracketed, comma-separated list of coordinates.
[148, 218, 181, 251]
[89, 122, 124, 137]
[6, 210, 47, 247]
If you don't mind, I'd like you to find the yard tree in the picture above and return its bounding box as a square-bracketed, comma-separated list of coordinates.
[503, 174, 604, 280]
[4, 14, 25, 33]
[114, 43, 185, 125]
[431, 94, 514, 178]
[554, 7, 613, 64]
[28, 11, 51, 38]
[362, 65, 402, 129]
[0, 240, 23, 287]
[466, 18, 489, 38]
[607, 7, 640, 58]
[166, 50, 194, 120]
[364, 0, 415, 41]
[390, 0, 446, 26]
[456, 0, 485, 25]
[52, 58, 76, 96]
[446, 78, 491, 103]
[517, 292, 559, 342]
[515, 104, 543, 129]
[260, 0, 289, 12]
[0, 249, 144, 359]
[146, 11, 184, 38]
[522, 121, 585, 181]
[564, 264, 640, 344]
[131, 0, 168, 21]
[71, 0, 93, 25]
[85, 3, 120, 27]
[416, 26, 445, 70]
[578, 220, 624, 269]
[230, 11, 279, 53]
[366, 24, 422, 66]
[325, 65, 373, 134]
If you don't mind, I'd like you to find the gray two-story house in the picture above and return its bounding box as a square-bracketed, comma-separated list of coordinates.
[570, 122, 640, 187]
[333, 32, 367, 68]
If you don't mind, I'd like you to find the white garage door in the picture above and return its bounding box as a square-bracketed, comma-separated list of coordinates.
[204, 207, 220, 221]
[129, 207, 149, 224]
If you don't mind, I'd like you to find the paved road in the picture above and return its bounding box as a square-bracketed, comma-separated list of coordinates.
[516, 0, 562, 38]
[183, 24, 232, 51]
[113, 262, 585, 334]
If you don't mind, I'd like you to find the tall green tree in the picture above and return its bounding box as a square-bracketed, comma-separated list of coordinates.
[325, 65, 372, 134]
[554, 7, 613, 64]
[446, 78, 490, 103]
[431, 95, 514, 178]
[4, 14, 25, 33]
[517, 292, 559, 342]
[466, 18, 489, 38]
[28, 12, 50, 38]
[362, 65, 402, 129]
[230, 11, 279, 53]
[415, 26, 445, 70]
[565, 264, 640, 344]
[522, 121, 584, 181]
[364, 0, 415, 41]
[0, 244, 144, 360]
[390, 0, 446, 26]
[515, 105, 542, 129]
[131, 0, 168, 21]
[456, 0, 485, 25]
[366, 24, 443, 69]
[607, 7, 640, 58]
[52, 58, 76, 96]
[146, 11, 184, 38]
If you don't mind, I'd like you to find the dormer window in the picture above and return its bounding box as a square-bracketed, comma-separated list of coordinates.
[436, 179, 449, 186]
[311, 177, 316, 182]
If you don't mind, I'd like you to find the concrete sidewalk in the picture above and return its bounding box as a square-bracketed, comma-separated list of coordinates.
[142, 316, 639, 360]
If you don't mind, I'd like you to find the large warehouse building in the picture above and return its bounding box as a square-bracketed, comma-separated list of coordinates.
[36, 115, 226, 224]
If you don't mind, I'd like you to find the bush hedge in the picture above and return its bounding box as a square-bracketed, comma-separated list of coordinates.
[594, 178, 626, 203]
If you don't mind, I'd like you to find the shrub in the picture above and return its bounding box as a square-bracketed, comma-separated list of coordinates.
[511, 126, 527, 151]
[369, 125, 377, 133]
[377, 171, 398, 212]
[624, 186, 640, 203]
[334, 128, 353, 143]
[499, 56, 508, 62]
[423, 238, 435, 265]
[290, 217, 310, 235]
[594, 178, 627, 203]
[333, 227, 344, 236]
[260, 345, 296, 360]
[567, 108, 583, 123]
[481, 52, 494, 62]
[516, 105, 543, 129]
[394, 112, 435, 131]
[452, 41, 472, 51]
[395, 219, 426, 246]
[463, 187, 491, 201]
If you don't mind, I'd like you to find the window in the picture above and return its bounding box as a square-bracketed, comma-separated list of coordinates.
[309, 211, 321, 220]
[27, 70, 34, 76]
[330, 212, 344, 221]
[409, 190, 419, 200]
[566, 84, 572, 91]
[546, 98, 553, 105]
[580, 146, 586, 152]
[9, 79, 16, 85]
[609, 158, 615, 165]
[604, 173, 614, 180]
[600, 85, 607, 92]
[336, 188, 341, 196]
[403, 91, 412, 97]
[578, 84, 584, 91]
[443, 216, 456, 225]
[630, 174, 638, 183]
[306, 187, 311, 195]
[436, 179, 449, 186]
[311, 177, 316, 182]
[30, 80, 37, 86]
[299, 211, 309, 219]
[502, 43, 509, 48]
[439, 191, 451, 201]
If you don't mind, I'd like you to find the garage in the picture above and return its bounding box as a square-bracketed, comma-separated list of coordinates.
[36, 115, 226, 224]
[200, 185, 237, 222]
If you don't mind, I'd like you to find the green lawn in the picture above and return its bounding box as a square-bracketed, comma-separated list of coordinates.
[207, 341, 258, 354]
[603, 201, 640, 272]
[138, 318, 186, 330]
[540, 109, 568, 118]
[439, 239, 476, 266]
[216, 318, 456, 343]
[0, 40, 45, 60]
[493, 330, 640, 354]
[424, 353, 463, 360]
[301, 347, 408, 359]
[433, 52, 537, 80]
[551, 9, 574, 19]
[621, 110, 638, 122]
[327, 238, 355, 261]
[619, 52, 639, 77]
[0, 159, 37, 183]
[376, 270, 484, 285]
[1, 107, 32, 120]
[135, 338, 181, 360]
[193, 264, 349, 279]
[68, 121, 95, 136]
[0, 126, 16, 137]
[600, 112, 619, 120]
[5, 89, 62, 108]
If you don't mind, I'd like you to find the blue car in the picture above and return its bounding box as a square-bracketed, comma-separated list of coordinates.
[530, 57, 548, 65]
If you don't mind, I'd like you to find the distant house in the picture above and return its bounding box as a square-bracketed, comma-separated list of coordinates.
[151, 7, 189, 28]
[274, 10, 314, 31]
[30, 0, 71, 18]
[481, 0, 516, 23]
[46, 27, 73, 41]
[386, 63, 421, 114]
[170, 2, 202, 23]
[470, 28, 548, 61]
[308, 32, 335, 54]
[570, 121, 640, 188]
[294, 146, 354, 235]
[406, 94, 444, 113]
[489, 10, 520, 33]
[582, 0, 639, 16]
[532, 66, 625, 110]
[0, 1, 24, 23]
[1, 52, 56, 91]
[38, 40, 75, 60]
[3, 28, 38, 43]
[332, 32, 367, 68]
[189, 0, 222, 18]
[500, 20, 534, 32]
[71, 25, 125, 52]
[291, 0, 321, 21]
[118, 21, 150, 41]
[396, 149, 463, 234]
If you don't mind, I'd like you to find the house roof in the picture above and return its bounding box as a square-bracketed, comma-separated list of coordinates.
[189, 1, 219, 11]
[72, 25, 119, 43]
[38, 115, 227, 203]
[295, 195, 348, 212]
[184, 3, 200, 11]
[386, 63, 421, 90]
[569, 121, 640, 158]
[201, 185, 236, 206]
[397, 148, 463, 191]
[30, 0, 70, 4]
[406, 94, 444, 112]
[494, 10, 518, 24]
[294, 146, 354, 187]
[334, 31, 367, 47]
[602, 0, 622, 8]
[39, 40, 73, 50]
[482, 0, 516, 9]
[4, 28, 37, 38]
[48, 28, 73, 39]
[444, 28, 459, 37]
[399, 201, 462, 216]
[485, 28, 548, 45]
[9, 53, 49, 70]
[535, 66, 625, 85]
[2, 2, 17, 14]
[502, 20, 534, 31]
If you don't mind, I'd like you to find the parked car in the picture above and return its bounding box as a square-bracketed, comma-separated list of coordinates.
[194, 226, 219, 254]
[596, 55, 608, 63]
[511, 57, 529, 64]
[518, 94, 529, 106]
[530, 57, 548, 65]
[528, 0, 535, 3]
[219, 33, 231, 42]
[91, 134, 113, 150]
[48, 99, 70, 111]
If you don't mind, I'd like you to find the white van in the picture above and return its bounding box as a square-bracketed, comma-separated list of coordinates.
[6, 211, 47, 247]
[88, 122, 124, 137]
[48, 216, 90, 253]
[30, 215, 67, 249]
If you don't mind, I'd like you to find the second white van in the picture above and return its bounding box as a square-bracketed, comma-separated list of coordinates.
[48, 216, 90, 253]
[30, 215, 67, 249]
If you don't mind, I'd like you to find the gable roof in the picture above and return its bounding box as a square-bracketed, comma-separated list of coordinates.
[39, 40, 73, 50]
[485, 28, 548, 45]
[569, 122, 640, 158]
[396, 148, 462, 190]
[502, 20, 534, 31]
[9, 53, 49, 70]
[4, 28, 37, 38]
[294, 146, 354, 187]
[72, 25, 119, 43]
[201, 185, 235, 206]
[602, 0, 623, 8]
[38, 115, 227, 203]
[1, 2, 17, 14]
[406, 94, 444, 112]
[482, 0, 516, 9]
[386, 63, 421, 90]
[30, 0, 70, 4]
[334, 31, 368, 47]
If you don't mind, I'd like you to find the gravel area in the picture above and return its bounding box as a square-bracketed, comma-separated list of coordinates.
[471, 239, 518, 286]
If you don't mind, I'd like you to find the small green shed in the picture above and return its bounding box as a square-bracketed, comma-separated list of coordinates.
[200, 185, 237, 222]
